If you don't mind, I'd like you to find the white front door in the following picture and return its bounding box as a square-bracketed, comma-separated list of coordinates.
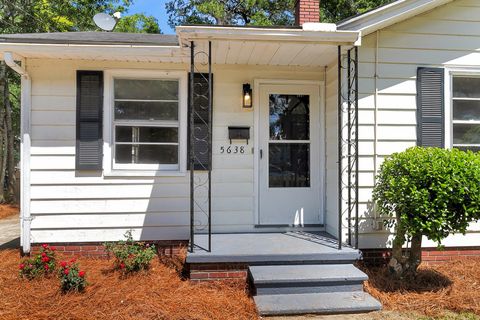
[258, 83, 323, 226]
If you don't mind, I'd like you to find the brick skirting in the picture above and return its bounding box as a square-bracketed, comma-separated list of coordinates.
[188, 263, 249, 281]
[361, 247, 480, 266]
[31, 240, 188, 258]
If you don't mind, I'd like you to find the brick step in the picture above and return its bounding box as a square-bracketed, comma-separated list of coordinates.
[249, 264, 368, 295]
[254, 292, 382, 316]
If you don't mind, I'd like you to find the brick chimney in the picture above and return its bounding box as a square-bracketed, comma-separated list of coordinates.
[295, 0, 320, 26]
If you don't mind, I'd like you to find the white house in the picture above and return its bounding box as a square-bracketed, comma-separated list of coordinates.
[1, 0, 480, 314]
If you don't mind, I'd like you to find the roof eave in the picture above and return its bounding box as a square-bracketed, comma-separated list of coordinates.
[338, 0, 453, 36]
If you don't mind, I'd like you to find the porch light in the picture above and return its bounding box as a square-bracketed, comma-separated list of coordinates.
[243, 83, 252, 108]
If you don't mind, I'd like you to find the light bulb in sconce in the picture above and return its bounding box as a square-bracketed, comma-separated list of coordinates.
[243, 83, 252, 108]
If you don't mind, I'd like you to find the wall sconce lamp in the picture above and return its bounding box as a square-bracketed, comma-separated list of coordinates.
[243, 83, 252, 108]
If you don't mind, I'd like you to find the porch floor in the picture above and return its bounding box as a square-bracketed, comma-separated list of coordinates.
[186, 232, 361, 264]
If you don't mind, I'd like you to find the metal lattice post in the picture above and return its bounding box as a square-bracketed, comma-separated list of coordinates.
[337, 46, 342, 250]
[354, 46, 360, 249]
[208, 41, 212, 252]
[189, 41, 195, 253]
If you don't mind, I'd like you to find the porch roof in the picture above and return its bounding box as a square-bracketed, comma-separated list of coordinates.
[0, 24, 360, 67]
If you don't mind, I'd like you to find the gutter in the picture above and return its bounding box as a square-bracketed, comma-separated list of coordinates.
[4, 52, 31, 254]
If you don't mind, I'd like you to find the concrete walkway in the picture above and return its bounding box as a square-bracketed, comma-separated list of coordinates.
[0, 215, 20, 249]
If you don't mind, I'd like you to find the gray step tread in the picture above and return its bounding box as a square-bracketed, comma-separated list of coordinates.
[254, 292, 382, 316]
[249, 264, 368, 285]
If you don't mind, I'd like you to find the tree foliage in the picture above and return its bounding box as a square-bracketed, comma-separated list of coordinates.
[166, 0, 296, 27]
[373, 147, 480, 276]
[115, 13, 161, 33]
[165, 0, 393, 28]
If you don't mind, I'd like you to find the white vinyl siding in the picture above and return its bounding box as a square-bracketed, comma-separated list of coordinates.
[27, 59, 325, 243]
[355, 0, 480, 248]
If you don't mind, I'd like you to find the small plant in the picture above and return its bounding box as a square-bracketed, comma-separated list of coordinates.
[59, 258, 87, 292]
[19, 244, 57, 279]
[104, 231, 156, 273]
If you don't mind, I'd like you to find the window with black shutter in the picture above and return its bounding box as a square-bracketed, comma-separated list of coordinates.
[76, 71, 103, 170]
[417, 67, 445, 148]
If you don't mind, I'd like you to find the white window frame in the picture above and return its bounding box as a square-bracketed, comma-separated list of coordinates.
[103, 69, 188, 177]
[446, 68, 480, 151]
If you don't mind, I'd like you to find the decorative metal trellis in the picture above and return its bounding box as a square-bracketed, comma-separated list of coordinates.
[337, 46, 359, 250]
[189, 41, 213, 253]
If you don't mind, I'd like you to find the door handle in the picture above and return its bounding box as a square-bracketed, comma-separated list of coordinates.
[260, 149, 263, 159]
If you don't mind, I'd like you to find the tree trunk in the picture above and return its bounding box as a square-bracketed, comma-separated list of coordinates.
[388, 212, 423, 278]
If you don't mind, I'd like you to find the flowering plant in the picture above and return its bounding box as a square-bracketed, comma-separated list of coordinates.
[104, 231, 156, 273]
[58, 258, 87, 292]
[19, 244, 57, 279]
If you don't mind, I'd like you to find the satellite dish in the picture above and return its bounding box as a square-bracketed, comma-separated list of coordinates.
[93, 13, 119, 32]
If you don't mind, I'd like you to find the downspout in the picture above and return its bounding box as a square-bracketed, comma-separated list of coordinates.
[373, 32, 379, 224]
[4, 52, 31, 254]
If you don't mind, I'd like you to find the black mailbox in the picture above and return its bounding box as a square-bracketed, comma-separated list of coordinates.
[228, 126, 250, 144]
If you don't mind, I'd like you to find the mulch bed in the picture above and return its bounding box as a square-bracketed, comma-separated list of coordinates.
[0, 204, 18, 219]
[362, 258, 480, 317]
[0, 249, 258, 320]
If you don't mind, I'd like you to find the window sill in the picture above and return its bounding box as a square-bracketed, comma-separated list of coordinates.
[103, 170, 187, 178]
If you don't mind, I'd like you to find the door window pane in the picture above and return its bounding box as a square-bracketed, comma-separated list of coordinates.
[269, 143, 310, 188]
[269, 94, 309, 140]
[114, 79, 178, 100]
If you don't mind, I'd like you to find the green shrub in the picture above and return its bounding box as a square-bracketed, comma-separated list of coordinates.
[59, 259, 87, 293]
[373, 147, 480, 276]
[104, 231, 156, 273]
[19, 244, 57, 279]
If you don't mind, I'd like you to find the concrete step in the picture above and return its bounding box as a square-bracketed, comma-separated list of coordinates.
[249, 264, 368, 295]
[254, 292, 382, 316]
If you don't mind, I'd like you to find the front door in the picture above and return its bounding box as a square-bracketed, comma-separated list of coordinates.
[258, 83, 322, 226]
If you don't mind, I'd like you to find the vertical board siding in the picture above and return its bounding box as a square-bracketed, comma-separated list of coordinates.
[28, 59, 324, 242]
[356, 0, 480, 248]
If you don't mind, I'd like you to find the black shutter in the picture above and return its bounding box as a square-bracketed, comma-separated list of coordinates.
[417, 67, 445, 147]
[188, 73, 213, 170]
[76, 71, 103, 170]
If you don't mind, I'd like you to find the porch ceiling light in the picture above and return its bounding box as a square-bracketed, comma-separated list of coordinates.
[243, 83, 252, 108]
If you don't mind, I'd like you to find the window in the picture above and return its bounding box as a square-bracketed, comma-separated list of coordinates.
[452, 76, 480, 152]
[104, 71, 187, 174]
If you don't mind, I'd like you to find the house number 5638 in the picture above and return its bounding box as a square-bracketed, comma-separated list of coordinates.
[220, 146, 245, 154]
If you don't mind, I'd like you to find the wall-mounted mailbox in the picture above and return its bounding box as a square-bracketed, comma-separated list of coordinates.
[228, 126, 250, 144]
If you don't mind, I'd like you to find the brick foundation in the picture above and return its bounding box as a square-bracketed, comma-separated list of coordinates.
[361, 247, 480, 266]
[188, 263, 249, 281]
[31, 240, 188, 258]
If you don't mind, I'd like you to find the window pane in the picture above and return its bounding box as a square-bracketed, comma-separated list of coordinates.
[116, 145, 178, 164]
[114, 79, 178, 100]
[453, 124, 480, 144]
[269, 143, 310, 188]
[453, 146, 480, 153]
[115, 126, 178, 143]
[453, 100, 480, 121]
[453, 77, 480, 98]
[269, 94, 310, 140]
[115, 101, 178, 121]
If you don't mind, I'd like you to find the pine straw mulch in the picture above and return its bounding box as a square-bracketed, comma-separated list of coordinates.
[0, 204, 18, 219]
[0, 249, 258, 320]
[361, 258, 480, 317]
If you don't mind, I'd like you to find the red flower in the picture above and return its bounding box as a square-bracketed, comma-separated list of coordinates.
[19, 263, 25, 270]
[79, 271, 85, 278]
[63, 268, 69, 275]
[119, 263, 125, 269]
[41, 257, 50, 263]
[60, 261, 67, 268]
[70, 258, 76, 263]
[50, 246, 56, 251]
[44, 265, 49, 271]
[42, 244, 48, 249]
[41, 252, 47, 258]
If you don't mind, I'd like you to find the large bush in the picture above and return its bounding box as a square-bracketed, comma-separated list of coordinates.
[373, 147, 480, 276]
